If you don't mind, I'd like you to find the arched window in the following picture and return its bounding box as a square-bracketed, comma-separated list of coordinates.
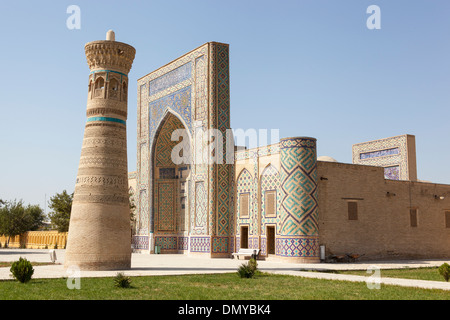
[94, 77, 105, 98]
[260, 164, 280, 218]
[88, 81, 93, 99]
[122, 81, 128, 101]
[109, 78, 119, 99]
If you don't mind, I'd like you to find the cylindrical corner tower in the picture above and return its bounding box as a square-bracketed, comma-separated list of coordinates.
[64, 31, 136, 270]
[278, 137, 319, 263]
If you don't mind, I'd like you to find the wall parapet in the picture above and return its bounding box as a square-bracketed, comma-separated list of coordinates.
[0, 231, 68, 249]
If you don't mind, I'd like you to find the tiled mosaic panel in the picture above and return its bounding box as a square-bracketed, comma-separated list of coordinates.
[190, 236, 210, 252]
[208, 43, 232, 241]
[212, 236, 228, 253]
[384, 166, 400, 180]
[352, 135, 409, 180]
[149, 62, 192, 96]
[360, 147, 399, 160]
[276, 237, 319, 257]
[149, 85, 192, 144]
[195, 181, 207, 229]
[217, 164, 232, 236]
[139, 143, 148, 184]
[136, 44, 207, 241]
[132, 235, 149, 250]
[178, 237, 189, 250]
[139, 84, 148, 138]
[236, 169, 254, 235]
[280, 138, 319, 237]
[157, 182, 175, 231]
[195, 56, 207, 120]
[155, 236, 177, 250]
[135, 43, 233, 251]
[138, 190, 148, 235]
[154, 113, 186, 167]
[215, 44, 232, 240]
[260, 164, 281, 256]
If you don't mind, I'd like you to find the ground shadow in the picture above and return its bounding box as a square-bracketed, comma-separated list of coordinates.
[0, 250, 48, 255]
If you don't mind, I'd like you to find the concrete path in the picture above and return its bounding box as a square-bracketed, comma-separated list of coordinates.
[1, 249, 449, 291]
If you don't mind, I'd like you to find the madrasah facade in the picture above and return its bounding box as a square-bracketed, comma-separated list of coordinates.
[128, 42, 450, 263]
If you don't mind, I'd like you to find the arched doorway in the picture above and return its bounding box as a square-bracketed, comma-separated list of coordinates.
[151, 112, 191, 253]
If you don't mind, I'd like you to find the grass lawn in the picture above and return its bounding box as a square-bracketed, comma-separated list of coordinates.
[0, 262, 56, 268]
[0, 272, 449, 300]
[336, 267, 447, 282]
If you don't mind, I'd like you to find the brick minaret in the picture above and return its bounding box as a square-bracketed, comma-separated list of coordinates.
[65, 31, 136, 270]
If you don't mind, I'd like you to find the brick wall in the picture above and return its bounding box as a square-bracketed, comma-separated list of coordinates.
[317, 161, 450, 260]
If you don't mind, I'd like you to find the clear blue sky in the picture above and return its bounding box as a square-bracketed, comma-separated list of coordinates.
[1, 0, 450, 212]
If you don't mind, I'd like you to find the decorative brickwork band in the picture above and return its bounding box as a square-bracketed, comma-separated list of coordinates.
[65, 31, 136, 271]
[279, 137, 319, 262]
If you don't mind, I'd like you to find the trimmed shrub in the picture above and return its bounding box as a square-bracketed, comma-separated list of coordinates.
[438, 263, 450, 282]
[10, 257, 34, 283]
[114, 272, 132, 288]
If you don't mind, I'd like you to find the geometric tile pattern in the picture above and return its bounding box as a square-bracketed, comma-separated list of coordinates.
[276, 236, 319, 258]
[156, 182, 176, 232]
[132, 235, 149, 250]
[134, 43, 232, 256]
[260, 164, 281, 256]
[352, 134, 415, 181]
[149, 62, 192, 96]
[236, 168, 254, 234]
[217, 164, 231, 237]
[212, 236, 228, 253]
[178, 237, 189, 251]
[280, 137, 319, 238]
[260, 164, 281, 222]
[135, 44, 208, 253]
[195, 56, 207, 120]
[360, 147, 399, 160]
[195, 181, 207, 228]
[210, 43, 232, 247]
[154, 113, 186, 167]
[154, 236, 177, 250]
[190, 236, 210, 252]
[384, 166, 400, 180]
[149, 85, 192, 145]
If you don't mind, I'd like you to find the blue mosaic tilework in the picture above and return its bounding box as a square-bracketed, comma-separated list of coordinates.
[280, 137, 319, 237]
[149, 86, 192, 138]
[352, 135, 415, 181]
[360, 147, 399, 160]
[276, 236, 319, 258]
[132, 235, 149, 250]
[384, 166, 400, 180]
[149, 62, 192, 96]
[87, 117, 126, 125]
[190, 236, 210, 252]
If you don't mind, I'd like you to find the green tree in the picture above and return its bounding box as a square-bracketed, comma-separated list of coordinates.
[0, 200, 45, 246]
[25, 204, 46, 231]
[47, 190, 73, 232]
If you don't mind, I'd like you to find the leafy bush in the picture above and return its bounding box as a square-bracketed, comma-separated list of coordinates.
[237, 258, 258, 278]
[10, 257, 34, 283]
[114, 272, 132, 288]
[438, 263, 450, 282]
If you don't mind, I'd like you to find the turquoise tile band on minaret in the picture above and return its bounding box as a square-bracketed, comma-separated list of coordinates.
[86, 117, 126, 125]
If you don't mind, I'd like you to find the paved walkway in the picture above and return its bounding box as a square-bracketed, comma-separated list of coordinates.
[1, 249, 449, 291]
